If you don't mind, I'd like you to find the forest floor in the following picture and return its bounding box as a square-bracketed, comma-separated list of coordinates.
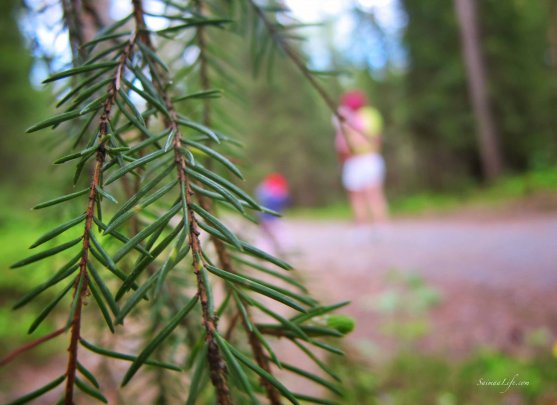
[3, 198, 557, 403]
[258, 199, 557, 396]
[276, 202, 557, 356]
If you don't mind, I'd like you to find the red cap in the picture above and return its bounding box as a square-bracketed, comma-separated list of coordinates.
[264, 173, 288, 192]
[340, 90, 367, 111]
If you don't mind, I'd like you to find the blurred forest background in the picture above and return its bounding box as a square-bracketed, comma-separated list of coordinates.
[1, 0, 557, 403]
[2, 0, 557, 206]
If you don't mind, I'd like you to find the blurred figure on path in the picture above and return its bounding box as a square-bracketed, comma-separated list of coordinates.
[256, 173, 290, 255]
[333, 90, 389, 225]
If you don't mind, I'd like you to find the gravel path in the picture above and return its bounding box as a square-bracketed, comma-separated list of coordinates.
[277, 213, 557, 355]
[3, 212, 557, 403]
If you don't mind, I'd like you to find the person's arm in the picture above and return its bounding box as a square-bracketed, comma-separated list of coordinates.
[333, 109, 354, 162]
[335, 132, 351, 163]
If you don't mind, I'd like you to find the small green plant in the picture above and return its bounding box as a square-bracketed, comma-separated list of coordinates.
[1, 1, 349, 404]
[370, 270, 442, 347]
[329, 348, 557, 405]
[326, 315, 356, 335]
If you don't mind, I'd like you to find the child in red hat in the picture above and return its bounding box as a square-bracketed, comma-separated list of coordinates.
[256, 173, 290, 254]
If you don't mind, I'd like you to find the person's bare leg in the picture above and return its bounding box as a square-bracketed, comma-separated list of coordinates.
[349, 191, 368, 224]
[260, 220, 283, 256]
[366, 185, 389, 224]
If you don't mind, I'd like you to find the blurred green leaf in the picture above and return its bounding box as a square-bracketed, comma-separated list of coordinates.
[33, 189, 89, 210]
[206, 264, 305, 312]
[11, 237, 82, 269]
[5, 375, 66, 405]
[121, 294, 198, 385]
[75, 376, 108, 403]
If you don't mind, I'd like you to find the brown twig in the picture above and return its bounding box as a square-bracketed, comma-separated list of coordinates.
[248, 1, 366, 153]
[223, 311, 241, 341]
[251, 327, 290, 338]
[131, 1, 232, 403]
[192, 3, 283, 402]
[0, 327, 65, 367]
[64, 32, 138, 405]
[204, 219, 282, 404]
[191, 2, 282, 401]
[248, 0, 336, 112]
[195, 2, 212, 129]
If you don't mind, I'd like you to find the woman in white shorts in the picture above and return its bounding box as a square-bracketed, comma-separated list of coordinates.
[334, 90, 389, 225]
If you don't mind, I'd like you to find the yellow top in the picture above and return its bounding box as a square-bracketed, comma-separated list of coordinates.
[335, 106, 383, 155]
[360, 106, 383, 139]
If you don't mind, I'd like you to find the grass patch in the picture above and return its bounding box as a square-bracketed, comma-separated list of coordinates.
[330, 349, 557, 405]
[287, 166, 557, 220]
[0, 185, 83, 350]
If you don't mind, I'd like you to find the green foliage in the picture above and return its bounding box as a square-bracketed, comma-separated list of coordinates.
[330, 350, 557, 405]
[479, 0, 557, 171]
[244, 61, 343, 206]
[0, 0, 46, 183]
[325, 315, 355, 335]
[364, 271, 442, 350]
[0, 189, 70, 349]
[399, 0, 478, 189]
[1, 1, 348, 404]
[287, 165, 557, 219]
[322, 0, 555, 196]
[329, 271, 557, 405]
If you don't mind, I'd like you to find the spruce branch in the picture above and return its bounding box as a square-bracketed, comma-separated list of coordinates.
[194, 2, 281, 401]
[7, 2, 350, 403]
[202, 200, 283, 404]
[246, 0, 337, 113]
[64, 30, 139, 405]
[131, 1, 232, 402]
[195, 0, 213, 128]
[247, 0, 362, 152]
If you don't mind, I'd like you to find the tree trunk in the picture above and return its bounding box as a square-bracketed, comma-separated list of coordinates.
[549, 0, 557, 70]
[61, 0, 111, 62]
[454, 0, 503, 180]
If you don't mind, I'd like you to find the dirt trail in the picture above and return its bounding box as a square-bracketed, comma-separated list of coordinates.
[3, 211, 557, 403]
[279, 212, 557, 355]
